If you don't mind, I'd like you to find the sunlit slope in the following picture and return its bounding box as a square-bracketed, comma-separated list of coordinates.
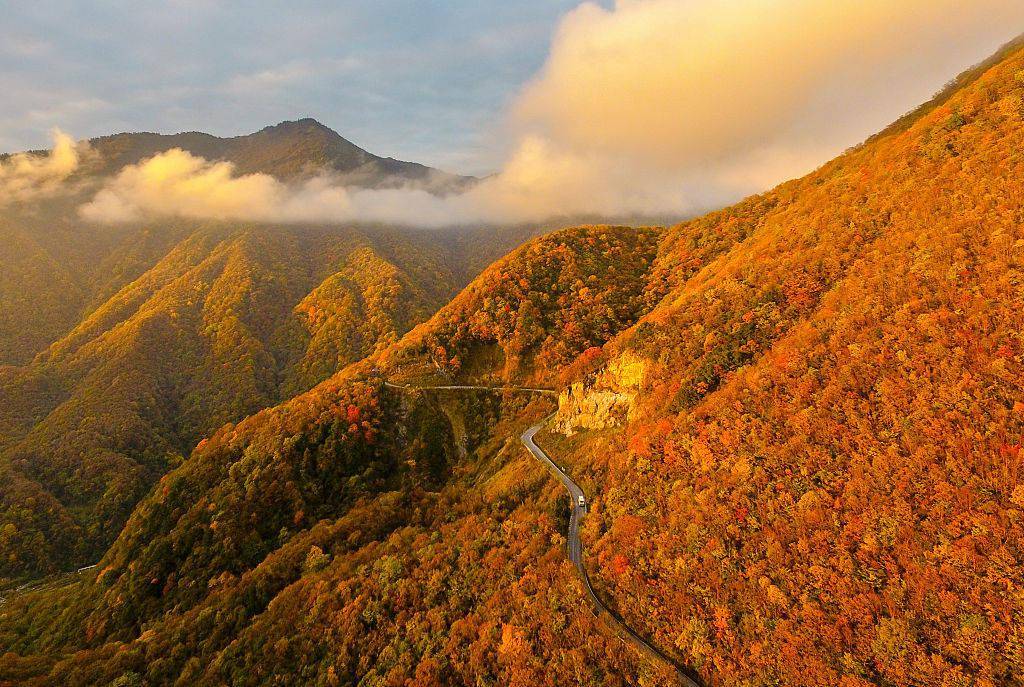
[548, 34, 1024, 687]
[0, 216, 191, 366]
[0, 226, 683, 687]
[379, 225, 668, 384]
[0, 224, 462, 580]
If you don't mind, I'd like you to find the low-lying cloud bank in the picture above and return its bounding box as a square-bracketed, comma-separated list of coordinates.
[80, 149, 352, 224]
[0, 129, 89, 207]
[78, 137, 682, 226]
[25, 1, 1024, 225]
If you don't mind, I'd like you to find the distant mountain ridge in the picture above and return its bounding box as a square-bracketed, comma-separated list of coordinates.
[0, 219, 544, 580]
[10, 118, 475, 193]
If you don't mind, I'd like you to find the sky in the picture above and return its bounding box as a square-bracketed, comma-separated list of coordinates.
[0, 0, 581, 175]
[4, 1, 1024, 225]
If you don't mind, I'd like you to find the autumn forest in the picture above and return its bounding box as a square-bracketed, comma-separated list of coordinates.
[2, 5, 1024, 687]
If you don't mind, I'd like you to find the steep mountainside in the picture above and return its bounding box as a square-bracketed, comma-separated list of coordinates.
[0, 228, 673, 686]
[0, 221, 543, 581]
[380, 225, 668, 385]
[0, 216, 191, 366]
[546, 39, 1024, 687]
[0, 119, 474, 368]
[3, 34, 1024, 687]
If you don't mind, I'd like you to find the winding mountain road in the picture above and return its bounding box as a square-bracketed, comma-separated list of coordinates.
[0, 562, 100, 607]
[384, 380, 703, 686]
[383, 381, 557, 395]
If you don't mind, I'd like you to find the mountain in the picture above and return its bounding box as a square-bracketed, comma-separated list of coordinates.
[0, 220, 546, 582]
[0, 119, 474, 369]
[4, 37, 1024, 687]
[80, 118, 474, 192]
[0, 118, 526, 582]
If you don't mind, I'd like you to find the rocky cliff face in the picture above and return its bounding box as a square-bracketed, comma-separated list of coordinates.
[553, 353, 646, 435]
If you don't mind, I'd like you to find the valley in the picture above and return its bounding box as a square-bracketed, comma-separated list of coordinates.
[1, 13, 1023, 687]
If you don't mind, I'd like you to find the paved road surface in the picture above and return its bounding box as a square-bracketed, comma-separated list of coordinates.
[522, 422, 703, 687]
[386, 379, 703, 686]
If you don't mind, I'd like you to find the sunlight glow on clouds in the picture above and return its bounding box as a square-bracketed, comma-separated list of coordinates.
[80, 149, 353, 223]
[500, 0, 1024, 216]
[0, 129, 89, 206]
[33, 0, 1024, 225]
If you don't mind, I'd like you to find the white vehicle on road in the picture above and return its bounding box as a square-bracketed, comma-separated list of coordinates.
[577, 495, 586, 509]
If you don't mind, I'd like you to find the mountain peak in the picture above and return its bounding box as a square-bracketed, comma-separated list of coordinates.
[80, 118, 472, 190]
[256, 117, 345, 139]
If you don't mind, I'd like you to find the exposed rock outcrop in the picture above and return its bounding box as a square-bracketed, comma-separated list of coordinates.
[553, 353, 646, 435]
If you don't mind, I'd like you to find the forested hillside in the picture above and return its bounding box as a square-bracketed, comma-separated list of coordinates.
[0, 214, 191, 366]
[381, 225, 667, 384]
[2, 31, 1024, 687]
[0, 219, 545, 582]
[0, 224, 441, 579]
[0, 228, 675, 686]
[552, 37, 1024, 686]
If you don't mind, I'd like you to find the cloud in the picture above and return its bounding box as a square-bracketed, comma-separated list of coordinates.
[76, 141, 657, 226]
[224, 58, 363, 95]
[500, 0, 1024, 215]
[75, 143, 613, 226]
[79, 149, 354, 223]
[79, 0, 1024, 226]
[0, 129, 88, 206]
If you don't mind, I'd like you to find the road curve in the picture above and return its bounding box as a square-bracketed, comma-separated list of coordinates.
[0, 561, 100, 606]
[522, 422, 703, 687]
[384, 379, 703, 686]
